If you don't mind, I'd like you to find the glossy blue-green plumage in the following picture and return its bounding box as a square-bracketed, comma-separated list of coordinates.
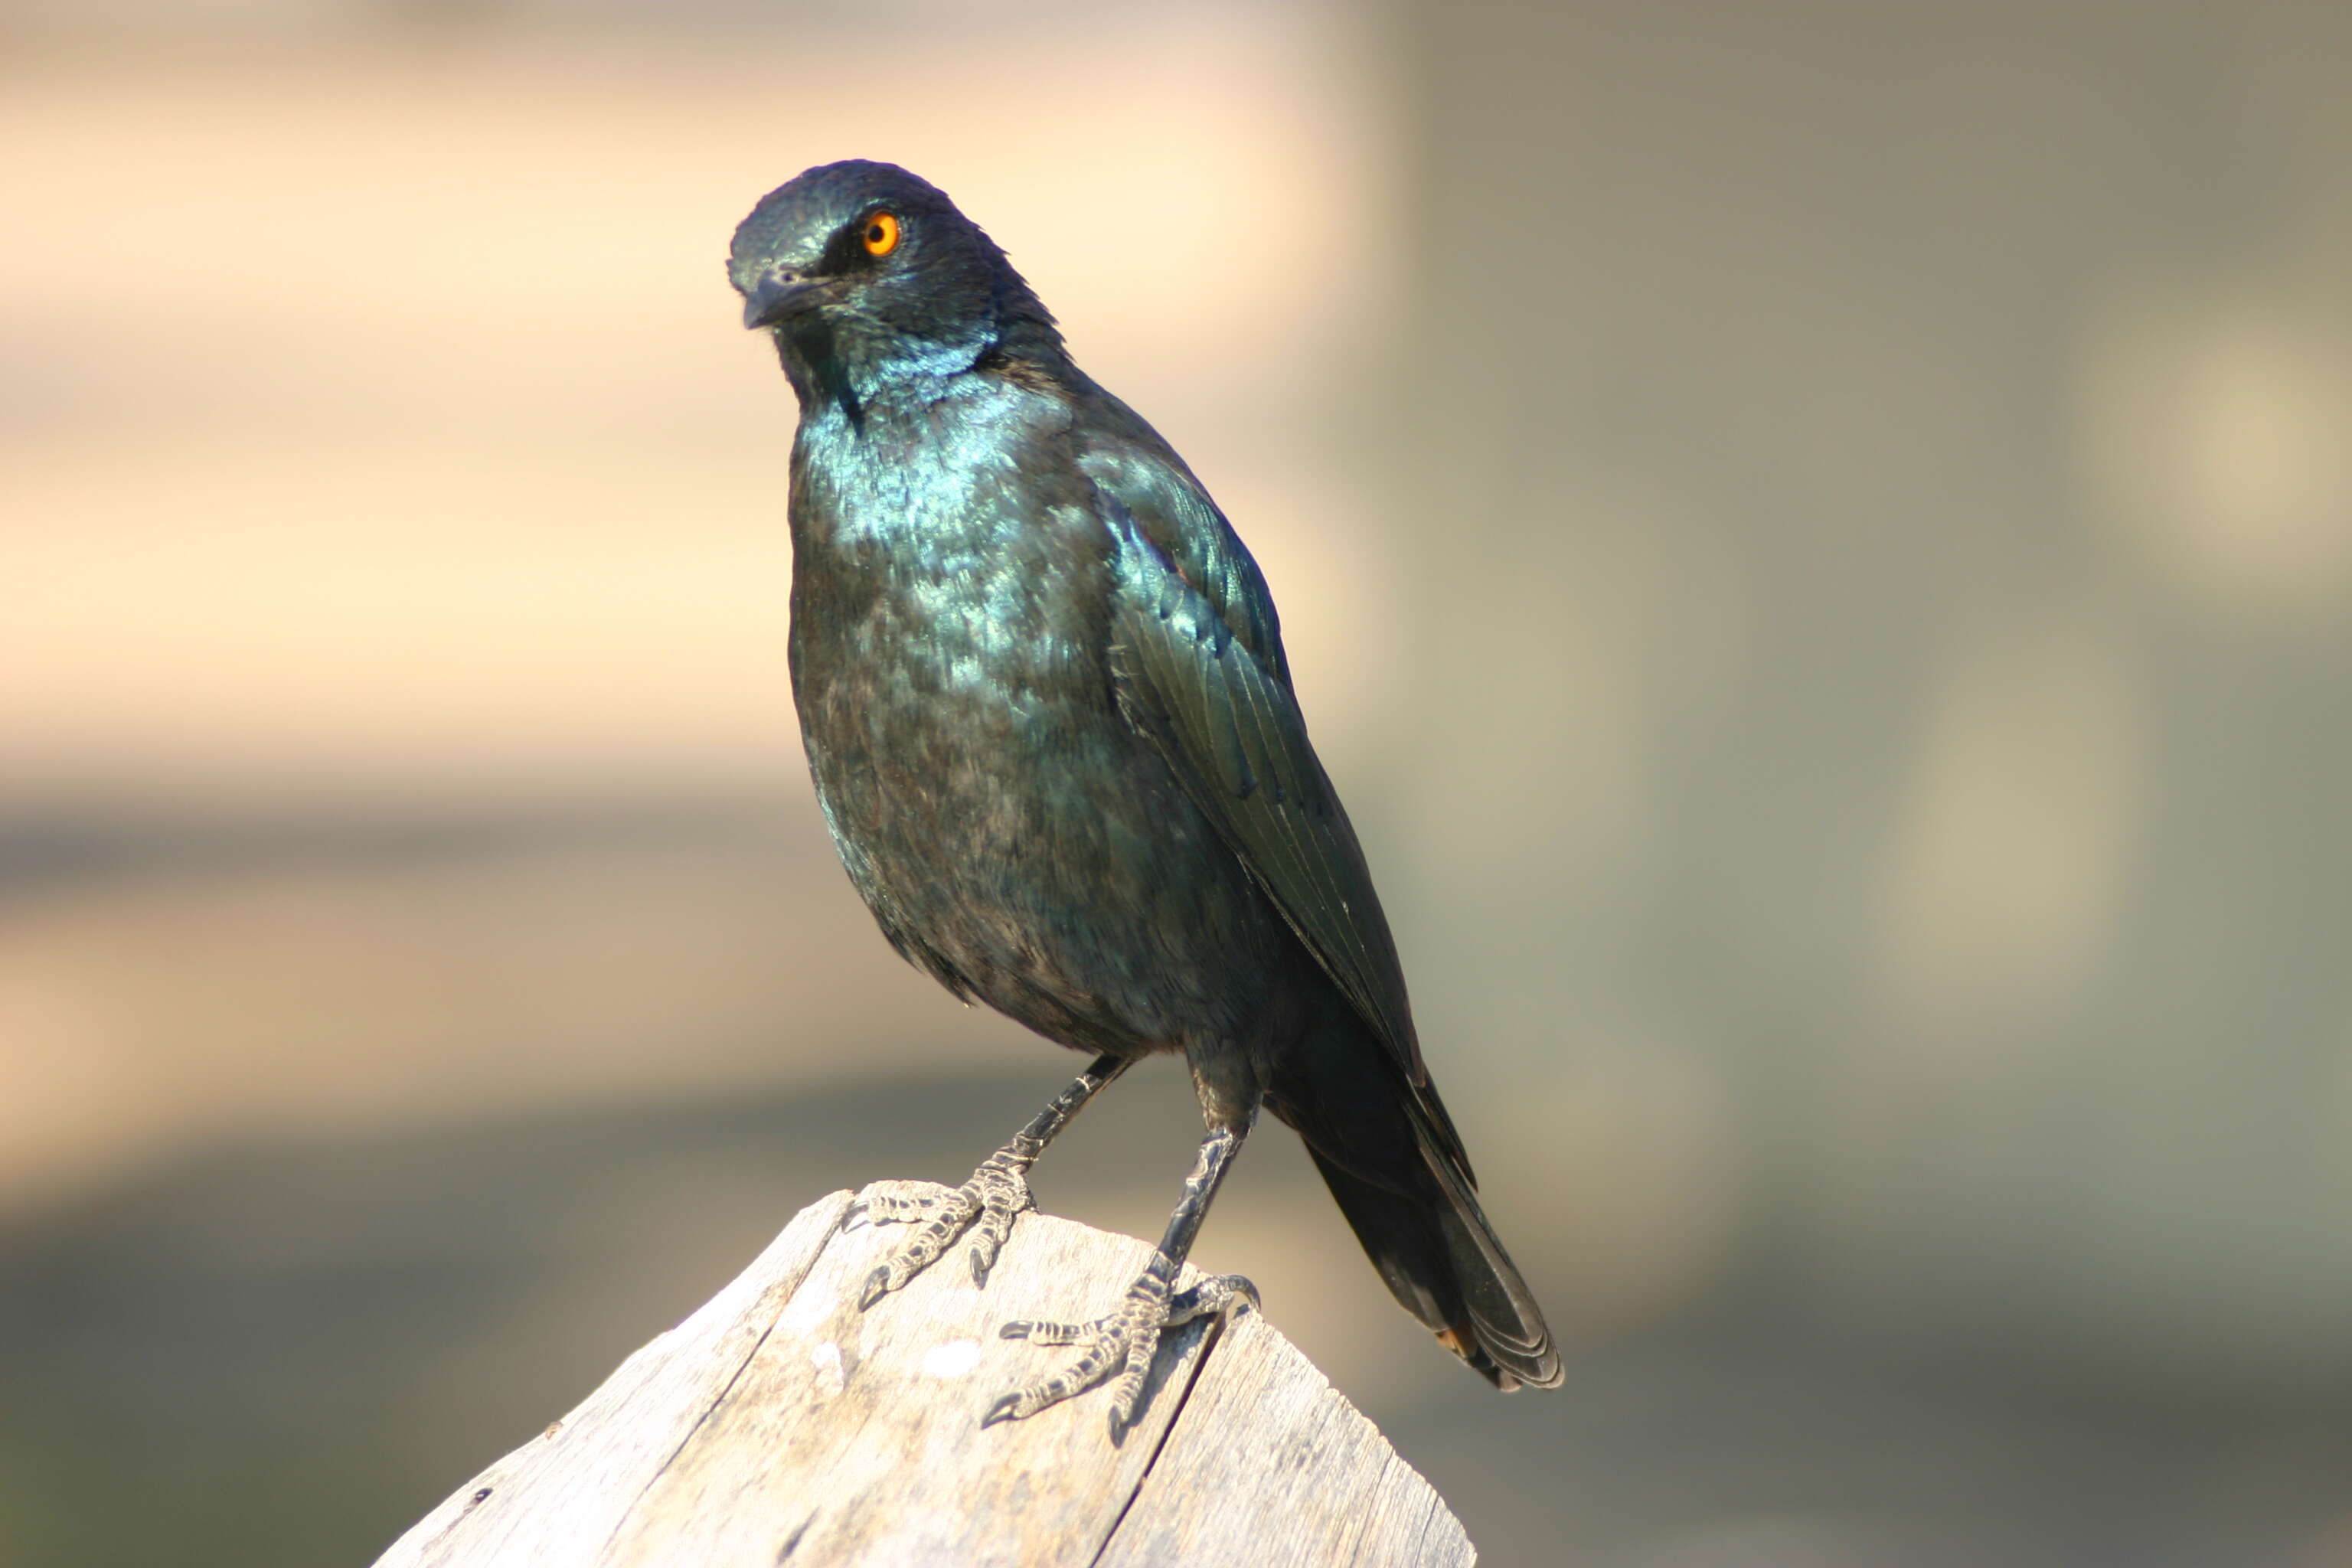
[731, 161, 1559, 1391]
[788, 362, 1281, 1056]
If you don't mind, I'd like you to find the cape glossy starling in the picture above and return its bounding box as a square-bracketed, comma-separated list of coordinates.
[729, 161, 1561, 1435]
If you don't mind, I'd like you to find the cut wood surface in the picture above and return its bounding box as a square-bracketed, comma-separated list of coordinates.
[371, 1182, 1475, 1568]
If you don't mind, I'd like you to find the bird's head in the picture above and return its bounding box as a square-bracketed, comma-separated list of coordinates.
[728, 161, 1060, 405]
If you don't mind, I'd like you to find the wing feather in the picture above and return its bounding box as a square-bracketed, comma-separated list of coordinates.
[1099, 495, 1426, 1084]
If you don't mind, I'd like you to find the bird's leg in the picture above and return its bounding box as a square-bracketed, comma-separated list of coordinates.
[850, 1052, 1129, 1308]
[988, 1116, 1258, 1440]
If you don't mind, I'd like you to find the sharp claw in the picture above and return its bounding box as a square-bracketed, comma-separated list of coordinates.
[840, 1200, 869, 1230]
[981, 1393, 1024, 1428]
[1000, 1320, 1033, 1340]
[970, 1246, 992, 1287]
[858, 1266, 893, 1311]
[1107, 1406, 1129, 1445]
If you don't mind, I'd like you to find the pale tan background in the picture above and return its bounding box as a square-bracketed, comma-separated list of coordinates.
[4, 1, 2350, 1564]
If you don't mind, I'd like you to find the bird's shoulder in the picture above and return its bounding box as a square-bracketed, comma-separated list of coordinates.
[1044, 374, 1291, 685]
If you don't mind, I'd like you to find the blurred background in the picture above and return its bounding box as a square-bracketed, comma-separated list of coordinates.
[4, 0, 2350, 1562]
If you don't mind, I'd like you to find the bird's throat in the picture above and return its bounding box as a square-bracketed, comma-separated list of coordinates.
[780, 315, 1004, 436]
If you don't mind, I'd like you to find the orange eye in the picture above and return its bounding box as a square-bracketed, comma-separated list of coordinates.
[862, 211, 900, 257]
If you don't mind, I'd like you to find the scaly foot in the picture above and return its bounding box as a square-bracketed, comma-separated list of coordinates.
[846, 1150, 1034, 1308]
[986, 1256, 1259, 1439]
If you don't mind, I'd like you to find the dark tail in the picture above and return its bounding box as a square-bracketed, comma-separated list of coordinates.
[1266, 1030, 1563, 1391]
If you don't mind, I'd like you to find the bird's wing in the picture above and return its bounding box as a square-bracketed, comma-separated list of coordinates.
[1093, 483, 1427, 1086]
[1077, 439, 1289, 684]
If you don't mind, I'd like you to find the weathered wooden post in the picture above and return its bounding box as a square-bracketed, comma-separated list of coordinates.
[372, 1183, 1475, 1566]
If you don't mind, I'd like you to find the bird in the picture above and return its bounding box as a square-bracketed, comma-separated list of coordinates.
[728, 159, 1560, 1436]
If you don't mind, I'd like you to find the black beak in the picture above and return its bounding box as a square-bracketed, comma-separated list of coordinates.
[742, 271, 825, 330]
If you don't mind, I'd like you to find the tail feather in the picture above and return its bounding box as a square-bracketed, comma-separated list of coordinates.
[1269, 1038, 1562, 1391]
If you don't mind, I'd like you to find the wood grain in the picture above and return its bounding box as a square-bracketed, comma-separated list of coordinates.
[372, 1182, 1474, 1567]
